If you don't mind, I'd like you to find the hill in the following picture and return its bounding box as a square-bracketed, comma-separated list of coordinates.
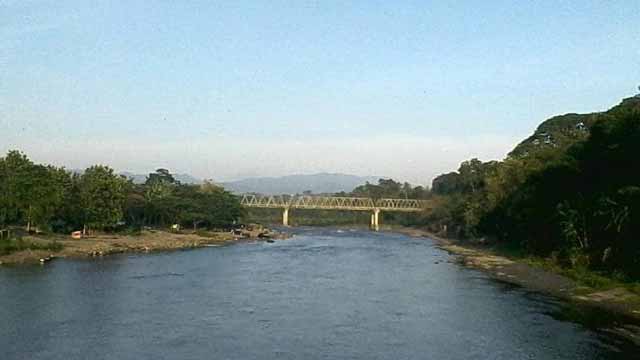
[510, 95, 640, 157]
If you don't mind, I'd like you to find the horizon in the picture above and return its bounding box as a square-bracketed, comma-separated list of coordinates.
[2, 1, 639, 184]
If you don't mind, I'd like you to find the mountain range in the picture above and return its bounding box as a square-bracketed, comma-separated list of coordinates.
[220, 173, 381, 195]
[118, 171, 381, 195]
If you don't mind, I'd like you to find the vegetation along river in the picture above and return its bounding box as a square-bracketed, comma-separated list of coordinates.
[0, 228, 637, 359]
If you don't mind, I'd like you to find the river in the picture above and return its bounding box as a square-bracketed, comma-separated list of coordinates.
[0, 228, 637, 359]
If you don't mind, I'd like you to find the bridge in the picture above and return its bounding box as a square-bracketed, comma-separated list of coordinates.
[240, 195, 430, 231]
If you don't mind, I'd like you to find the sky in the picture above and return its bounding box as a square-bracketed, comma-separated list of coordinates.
[2, 1, 639, 185]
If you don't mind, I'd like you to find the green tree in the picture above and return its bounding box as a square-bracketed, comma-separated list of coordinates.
[79, 165, 129, 232]
[143, 169, 178, 226]
[0, 151, 66, 231]
[24, 164, 66, 232]
[0, 150, 34, 226]
[145, 168, 177, 186]
[51, 170, 84, 232]
[432, 172, 463, 195]
[172, 183, 243, 230]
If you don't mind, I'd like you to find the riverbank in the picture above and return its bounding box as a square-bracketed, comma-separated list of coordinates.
[384, 226, 640, 344]
[0, 227, 289, 265]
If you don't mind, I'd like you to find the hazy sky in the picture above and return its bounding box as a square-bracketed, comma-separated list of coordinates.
[2, 1, 639, 185]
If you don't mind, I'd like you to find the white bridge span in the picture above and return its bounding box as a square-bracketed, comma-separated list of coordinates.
[240, 195, 429, 230]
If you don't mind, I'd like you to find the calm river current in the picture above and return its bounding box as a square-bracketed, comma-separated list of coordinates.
[0, 228, 637, 359]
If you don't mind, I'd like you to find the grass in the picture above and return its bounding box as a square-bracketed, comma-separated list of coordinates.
[485, 241, 640, 296]
[528, 255, 640, 296]
[0, 237, 63, 256]
[527, 257, 622, 290]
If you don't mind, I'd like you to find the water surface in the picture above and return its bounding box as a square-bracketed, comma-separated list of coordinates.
[0, 228, 636, 359]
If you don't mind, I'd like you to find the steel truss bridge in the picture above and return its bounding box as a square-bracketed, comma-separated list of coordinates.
[239, 194, 430, 230]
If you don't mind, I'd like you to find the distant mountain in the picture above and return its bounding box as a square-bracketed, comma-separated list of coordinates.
[510, 96, 640, 157]
[221, 173, 381, 195]
[119, 171, 203, 185]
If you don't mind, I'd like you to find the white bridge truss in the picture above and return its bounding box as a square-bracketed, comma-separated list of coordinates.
[240, 194, 429, 230]
[240, 195, 428, 212]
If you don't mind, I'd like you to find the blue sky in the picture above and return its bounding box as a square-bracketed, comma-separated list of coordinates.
[2, 1, 639, 184]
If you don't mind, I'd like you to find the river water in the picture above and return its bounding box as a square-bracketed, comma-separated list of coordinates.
[0, 228, 637, 359]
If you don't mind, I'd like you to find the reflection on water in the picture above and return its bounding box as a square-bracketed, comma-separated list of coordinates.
[0, 228, 637, 359]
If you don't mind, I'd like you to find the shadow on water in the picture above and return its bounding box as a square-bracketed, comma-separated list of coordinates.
[490, 277, 640, 355]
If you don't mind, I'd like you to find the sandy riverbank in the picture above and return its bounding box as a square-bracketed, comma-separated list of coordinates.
[0, 228, 288, 265]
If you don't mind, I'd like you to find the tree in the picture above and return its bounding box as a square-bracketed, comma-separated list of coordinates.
[0, 151, 246, 236]
[145, 168, 177, 186]
[0, 151, 67, 231]
[52, 170, 84, 232]
[352, 178, 409, 200]
[432, 172, 463, 195]
[142, 169, 178, 226]
[173, 184, 243, 230]
[123, 185, 147, 228]
[79, 165, 128, 232]
[24, 164, 66, 232]
[0, 150, 34, 226]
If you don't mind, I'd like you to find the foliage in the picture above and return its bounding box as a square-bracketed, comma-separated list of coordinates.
[0, 151, 66, 231]
[426, 96, 640, 279]
[79, 165, 129, 231]
[351, 178, 430, 200]
[173, 182, 244, 230]
[426, 159, 498, 238]
[0, 152, 244, 235]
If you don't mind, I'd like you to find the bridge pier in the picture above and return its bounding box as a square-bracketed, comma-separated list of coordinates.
[371, 208, 380, 231]
[282, 207, 290, 226]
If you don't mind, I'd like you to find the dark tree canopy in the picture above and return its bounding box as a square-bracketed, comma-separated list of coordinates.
[424, 96, 640, 279]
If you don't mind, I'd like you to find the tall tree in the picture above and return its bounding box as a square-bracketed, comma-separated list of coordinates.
[24, 165, 66, 232]
[0, 151, 34, 226]
[79, 165, 129, 232]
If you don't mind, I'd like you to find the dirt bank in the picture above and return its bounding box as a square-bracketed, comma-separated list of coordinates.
[0, 228, 288, 265]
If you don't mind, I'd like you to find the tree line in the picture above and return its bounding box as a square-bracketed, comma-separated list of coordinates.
[424, 96, 640, 279]
[0, 151, 243, 234]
